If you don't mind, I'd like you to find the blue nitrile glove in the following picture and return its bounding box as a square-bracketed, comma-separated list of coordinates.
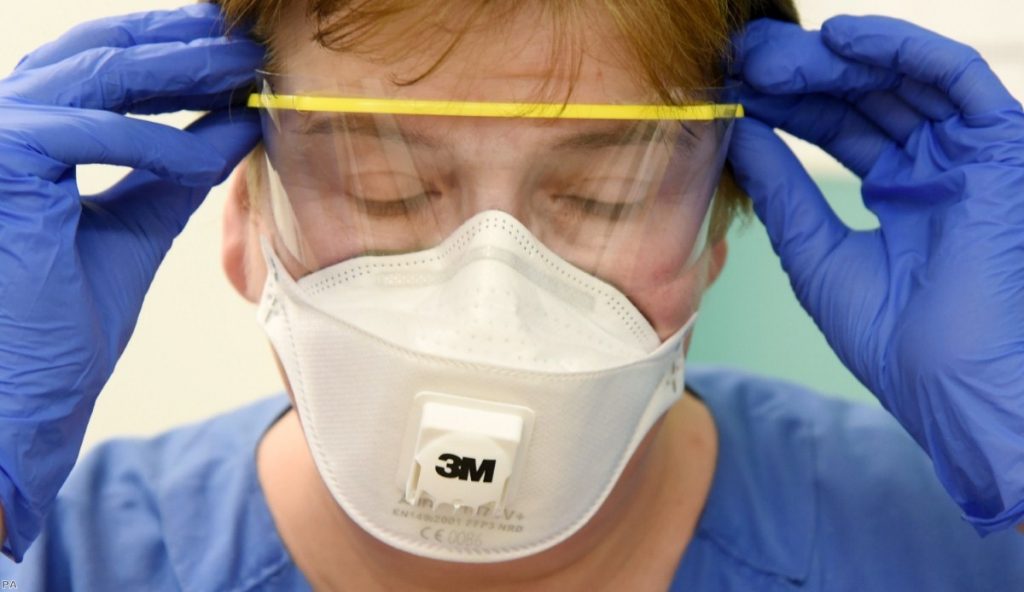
[728, 16, 1024, 534]
[0, 5, 262, 560]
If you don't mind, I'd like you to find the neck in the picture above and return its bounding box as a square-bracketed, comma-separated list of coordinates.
[257, 392, 717, 591]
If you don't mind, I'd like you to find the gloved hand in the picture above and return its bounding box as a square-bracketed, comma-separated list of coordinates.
[728, 15, 1024, 534]
[0, 5, 262, 560]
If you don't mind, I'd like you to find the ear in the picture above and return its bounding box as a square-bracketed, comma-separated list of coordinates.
[222, 158, 265, 303]
[705, 237, 728, 288]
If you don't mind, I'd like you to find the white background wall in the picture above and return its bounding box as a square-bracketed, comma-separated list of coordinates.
[1, 1, 1022, 452]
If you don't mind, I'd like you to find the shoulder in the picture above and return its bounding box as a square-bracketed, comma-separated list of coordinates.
[687, 364, 925, 522]
[0, 395, 293, 591]
[687, 365, 925, 484]
[64, 394, 292, 514]
[688, 364, 886, 431]
[688, 365, 963, 518]
[683, 366, 1024, 591]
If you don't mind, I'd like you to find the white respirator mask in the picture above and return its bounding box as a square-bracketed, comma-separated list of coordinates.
[248, 73, 739, 562]
[258, 210, 694, 562]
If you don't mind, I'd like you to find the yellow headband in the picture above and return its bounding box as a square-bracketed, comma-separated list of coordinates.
[247, 94, 744, 121]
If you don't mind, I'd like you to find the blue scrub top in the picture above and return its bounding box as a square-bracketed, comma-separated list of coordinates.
[2, 366, 1023, 591]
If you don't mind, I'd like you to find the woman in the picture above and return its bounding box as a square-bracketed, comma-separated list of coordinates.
[0, 1, 1022, 589]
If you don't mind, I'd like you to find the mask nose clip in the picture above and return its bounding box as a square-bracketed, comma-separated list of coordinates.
[401, 393, 535, 513]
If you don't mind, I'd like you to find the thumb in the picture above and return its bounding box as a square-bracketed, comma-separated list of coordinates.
[727, 117, 850, 294]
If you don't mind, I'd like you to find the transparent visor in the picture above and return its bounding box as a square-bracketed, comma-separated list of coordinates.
[249, 73, 741, 289]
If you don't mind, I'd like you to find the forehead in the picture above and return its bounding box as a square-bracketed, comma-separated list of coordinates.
[269, 2, 660, 104]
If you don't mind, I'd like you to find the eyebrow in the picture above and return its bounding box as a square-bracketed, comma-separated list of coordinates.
[551, 121, 699, 151]
[294, 113, 440, 148]
[291, 113, 698, 152]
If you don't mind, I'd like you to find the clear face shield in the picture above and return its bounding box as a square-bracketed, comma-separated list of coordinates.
[249, 73, 741, 324]
[247, 74, 746, 562]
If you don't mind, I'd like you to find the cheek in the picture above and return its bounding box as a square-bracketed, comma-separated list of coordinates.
[619, 254, 710, 342]
[594, 222, 711, 341]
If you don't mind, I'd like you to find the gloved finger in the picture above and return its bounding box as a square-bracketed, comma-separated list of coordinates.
[14, 4, 227, 73]
[727, 117, 851, 290]
[738, 87, 897, 178]
[821, 15, 1022, 117]
[849, 90, 920, 145]
[0, 106, 230, 187]
[895, 77, 957, 121]
[735, 19, 954, 123]
[736, 19, 902, 96]
[3, 36, 263, 114]
[89, 108, 261, 253]
[127, 88, 253, 115]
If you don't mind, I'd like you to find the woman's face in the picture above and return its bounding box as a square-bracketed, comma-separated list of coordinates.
[248, 2, 729, 340]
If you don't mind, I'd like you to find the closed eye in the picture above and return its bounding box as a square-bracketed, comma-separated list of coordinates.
[350, 191, 442, 217]
[551, 194, 640, 220]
